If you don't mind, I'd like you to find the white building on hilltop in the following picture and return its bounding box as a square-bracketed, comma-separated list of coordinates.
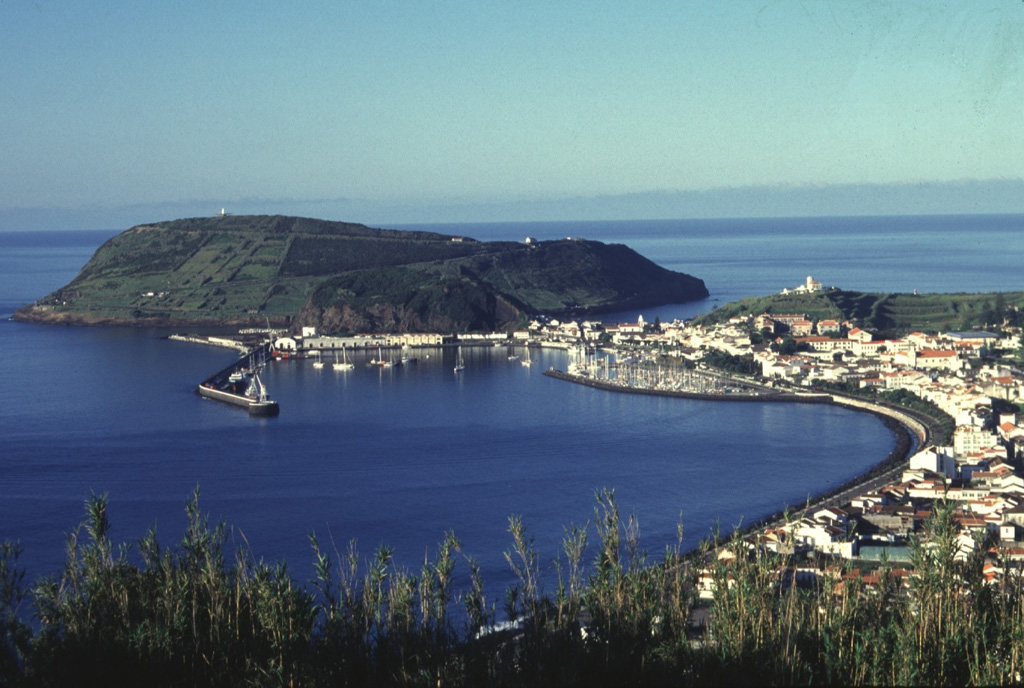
[782, 276, 823, 295]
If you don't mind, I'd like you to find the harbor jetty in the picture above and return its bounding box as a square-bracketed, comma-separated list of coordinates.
[544, 363, 942, 537]
[543, 367, 821, 403]
[195, 341, 279, 416]
[168, 333, 250, 353]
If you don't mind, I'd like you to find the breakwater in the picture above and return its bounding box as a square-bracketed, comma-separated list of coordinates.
[196, 342, 279, 416]
[543, 368, 830, 404]
[168, 333, 249, 352]
[544, 367, 931, 531]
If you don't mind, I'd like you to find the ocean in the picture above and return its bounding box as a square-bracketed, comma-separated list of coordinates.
[1, 214, 1021, 599]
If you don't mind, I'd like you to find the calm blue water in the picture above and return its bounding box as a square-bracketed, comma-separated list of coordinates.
[1, 215, 1021, 599]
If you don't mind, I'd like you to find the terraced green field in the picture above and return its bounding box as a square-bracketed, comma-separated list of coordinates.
[16, 215, 708, 332]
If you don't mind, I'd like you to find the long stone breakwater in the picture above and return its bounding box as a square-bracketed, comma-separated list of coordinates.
[543, 367, 941, 530]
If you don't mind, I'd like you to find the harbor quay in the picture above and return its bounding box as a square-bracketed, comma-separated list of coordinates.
[270, 328, 533, 357]
[195, 341, 279, 416]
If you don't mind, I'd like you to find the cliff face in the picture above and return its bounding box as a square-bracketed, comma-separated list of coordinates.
[15, 215, 709, 332]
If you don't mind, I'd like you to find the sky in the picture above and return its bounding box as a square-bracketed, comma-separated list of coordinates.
[2, 1, 1023, 230]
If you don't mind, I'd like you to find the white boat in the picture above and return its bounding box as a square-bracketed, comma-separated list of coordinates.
[312, 351, 324, 369]
[521, 347, 532, 367]
[333, 346, 354, 371]
[453, 346, 465, 372]
[229, 367, 252, 383]
[371, 346, 392, 368]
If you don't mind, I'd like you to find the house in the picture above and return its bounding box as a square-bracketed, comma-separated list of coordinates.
[945, 331, 1001, 348]
[954, 426, 1001, 457]
[794, 336, 854, 353]
[909, 446, 956, 479]
[817, 319, 841, 335]
[980, 375, 1022, 401]
[790, 319, 814, 337]
[756, 314, 780, 333]
[910, 349, 963, 372]
[761, 313, 810, 332]
[782, 517, 855, 558]
[860, 504, 916, 536]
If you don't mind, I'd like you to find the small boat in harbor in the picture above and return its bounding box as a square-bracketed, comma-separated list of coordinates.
[228, 367, 252, 383]
[370, 346, 393, 368]
[454, 346, 465, 372]
[333, 346, 354, 371]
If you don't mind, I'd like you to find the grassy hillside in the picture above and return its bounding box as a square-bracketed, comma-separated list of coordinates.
[695, 289, 1024, 335]
[15, 215, 708, 332]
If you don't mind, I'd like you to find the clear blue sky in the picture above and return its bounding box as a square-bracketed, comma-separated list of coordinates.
[2, 1, 1022, 229]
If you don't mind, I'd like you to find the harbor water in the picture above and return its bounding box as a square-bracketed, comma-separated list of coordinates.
[1, 214, 1020, 597]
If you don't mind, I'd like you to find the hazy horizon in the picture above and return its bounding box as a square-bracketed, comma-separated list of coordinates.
[3, 2, 1021, 232]
[3, 178, 1023, 233]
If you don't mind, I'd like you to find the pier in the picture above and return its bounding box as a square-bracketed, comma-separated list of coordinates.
[196, 341, 279, 416]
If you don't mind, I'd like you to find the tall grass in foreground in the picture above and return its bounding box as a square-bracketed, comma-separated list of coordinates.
[3, 491, 1024, 685]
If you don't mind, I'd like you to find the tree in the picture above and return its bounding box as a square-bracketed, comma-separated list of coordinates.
[776, 337, 797, 355]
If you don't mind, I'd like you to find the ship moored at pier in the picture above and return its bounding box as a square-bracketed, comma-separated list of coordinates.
[196, 342, 280, 416]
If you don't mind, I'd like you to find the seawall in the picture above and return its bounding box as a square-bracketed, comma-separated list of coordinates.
[543, 368, 932, 532]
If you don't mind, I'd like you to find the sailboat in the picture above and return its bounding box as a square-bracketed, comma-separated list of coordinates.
[453, 345, 465, 372]
[333, 346, 354, 371]
[312, 351, 324, 369]
[370, 345, 392, 368]
[520, 346, 532, 367]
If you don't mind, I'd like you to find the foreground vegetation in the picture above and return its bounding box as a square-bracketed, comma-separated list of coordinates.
[4, 490, 1024, 686]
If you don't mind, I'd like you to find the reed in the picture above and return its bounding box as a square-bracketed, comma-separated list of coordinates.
[9, 490, 1024, 686]
[0, 541, 30, 685]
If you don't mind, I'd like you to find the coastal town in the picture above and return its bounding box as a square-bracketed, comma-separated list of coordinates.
[191, 274, 1024, 603]
[534, 277, 1024, 600]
